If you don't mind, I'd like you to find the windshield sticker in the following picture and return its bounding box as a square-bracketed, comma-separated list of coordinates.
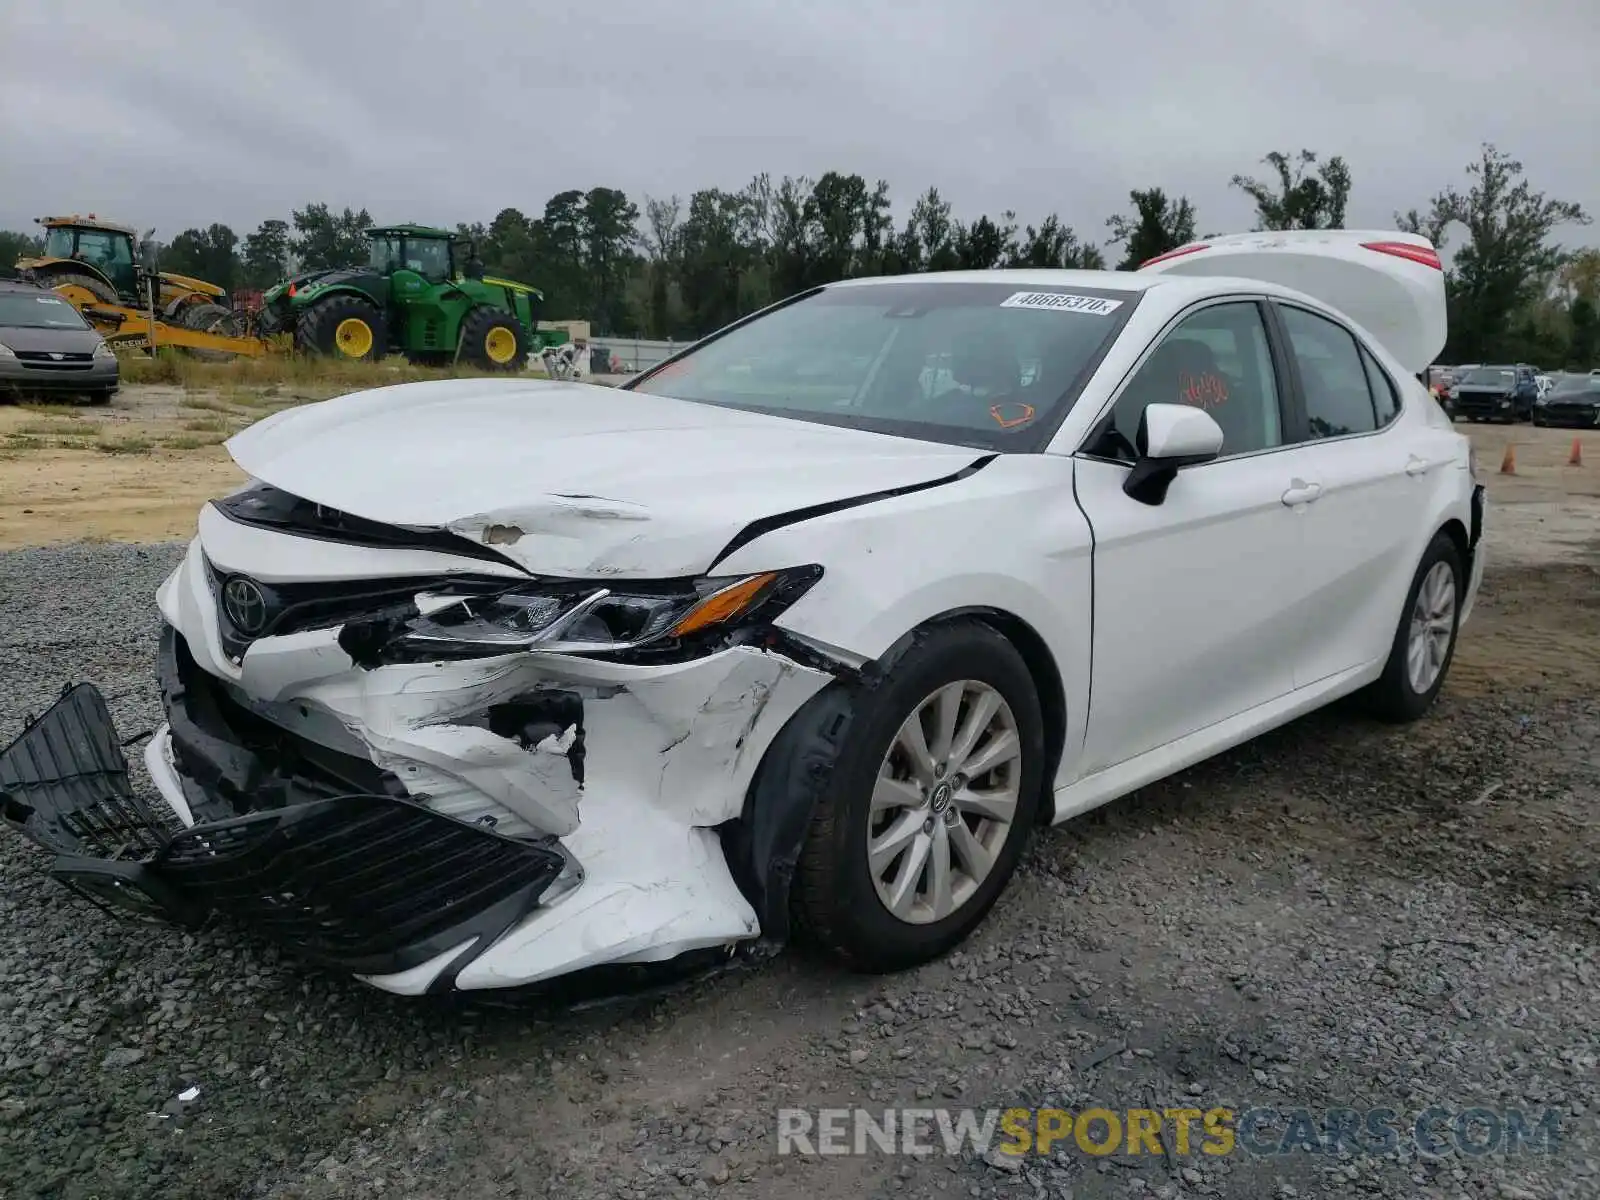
[36, 295, 67, 305]
[989, 401, 1037, 429]
[1000, 291, 1123, 316]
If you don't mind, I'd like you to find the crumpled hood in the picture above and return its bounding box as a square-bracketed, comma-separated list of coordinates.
[225, 378, 983, 577]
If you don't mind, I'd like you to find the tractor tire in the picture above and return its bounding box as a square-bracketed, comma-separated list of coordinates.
[294, 294, 387, 363]
[34, 268, 119, 307]
[176, 302, 246, 362]
[457, 306, 529, 372]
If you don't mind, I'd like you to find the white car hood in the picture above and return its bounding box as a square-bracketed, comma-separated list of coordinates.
[225, 378, 983, 578]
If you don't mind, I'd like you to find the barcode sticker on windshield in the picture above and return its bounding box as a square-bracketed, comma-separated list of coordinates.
[1001, 291, 1123, 316]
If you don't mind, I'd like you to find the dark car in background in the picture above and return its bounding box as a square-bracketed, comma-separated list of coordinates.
[1448, 363, 1538, 422]
[0, 281, 119, 404]
[1533, 373, 1600, 428]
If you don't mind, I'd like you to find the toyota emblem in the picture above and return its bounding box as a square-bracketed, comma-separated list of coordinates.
[222, 576, 269, 635]
[48, 352, 64, 360]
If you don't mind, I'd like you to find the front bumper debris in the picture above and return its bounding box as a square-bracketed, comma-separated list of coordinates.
[0, 681, 567, 987]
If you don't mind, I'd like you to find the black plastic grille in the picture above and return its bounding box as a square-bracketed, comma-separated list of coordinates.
[202, 556, 511, 661]
[157, 794, 564, 975]
[14, 350, 94, 372]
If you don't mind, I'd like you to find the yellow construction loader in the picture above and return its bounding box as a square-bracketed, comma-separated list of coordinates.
[14, 215, 277, 358]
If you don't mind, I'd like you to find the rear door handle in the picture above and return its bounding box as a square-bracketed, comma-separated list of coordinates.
[1281, 480, 1323, 506]
[1406, 455, 1432, 476]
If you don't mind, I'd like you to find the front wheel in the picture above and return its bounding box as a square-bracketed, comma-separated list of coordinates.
[1361, 532, 1464, 722]
[792, 622, 1045, 972]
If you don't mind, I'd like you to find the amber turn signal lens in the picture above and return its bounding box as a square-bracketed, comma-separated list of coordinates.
[668, 572, 780, 637]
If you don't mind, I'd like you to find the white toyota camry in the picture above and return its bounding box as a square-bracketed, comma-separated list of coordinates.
[0, 230, 1484, 996]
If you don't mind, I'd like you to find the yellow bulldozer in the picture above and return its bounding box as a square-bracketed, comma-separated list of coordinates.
[14, 214, 275, 357]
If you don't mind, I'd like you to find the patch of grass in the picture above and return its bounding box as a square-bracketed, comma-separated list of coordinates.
[94, 436, 153, 456]
[18, 403, 86, 419]
[3, 434, 44, 451]
[182, 417, 232, 432]
[162, 432, 230, 450]
[178, 397, 239, 415]
[12, 422, 87, 437]
[118, 349, 527, 393]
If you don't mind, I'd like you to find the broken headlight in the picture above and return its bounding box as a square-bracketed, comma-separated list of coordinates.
[399, 565, 823, 657]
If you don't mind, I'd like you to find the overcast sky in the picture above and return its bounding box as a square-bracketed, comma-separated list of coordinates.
[4, 0, 1597, 254]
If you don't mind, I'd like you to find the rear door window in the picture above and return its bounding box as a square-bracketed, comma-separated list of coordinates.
[1277, 305, 1379, 439]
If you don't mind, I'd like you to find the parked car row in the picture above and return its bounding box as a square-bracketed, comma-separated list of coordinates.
[1427, 361, 1600, 426]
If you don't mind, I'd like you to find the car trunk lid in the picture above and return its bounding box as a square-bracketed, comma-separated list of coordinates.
[1139, 230, 1447, 375]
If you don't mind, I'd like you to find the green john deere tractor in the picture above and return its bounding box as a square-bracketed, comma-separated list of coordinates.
[259, 224, 566, 369]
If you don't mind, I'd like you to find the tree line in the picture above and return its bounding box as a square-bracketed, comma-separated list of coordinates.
[1, 144, 1592, 366]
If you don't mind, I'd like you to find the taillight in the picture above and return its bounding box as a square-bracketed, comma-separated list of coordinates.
[1138, 243, 1210, 270]
[1361, 241, 1442, 270]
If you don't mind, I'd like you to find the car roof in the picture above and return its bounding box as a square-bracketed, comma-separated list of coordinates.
[0, 280, 51, 294]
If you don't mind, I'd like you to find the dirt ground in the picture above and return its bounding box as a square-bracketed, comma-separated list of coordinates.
[3, 384, 1599, 554]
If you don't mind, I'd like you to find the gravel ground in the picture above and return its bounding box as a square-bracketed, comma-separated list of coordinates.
[2, 541, 1597, 1200]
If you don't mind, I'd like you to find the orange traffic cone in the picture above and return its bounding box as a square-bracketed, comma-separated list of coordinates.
[1570, 437, 1583, 467]
[1499, 443, 1516, 475]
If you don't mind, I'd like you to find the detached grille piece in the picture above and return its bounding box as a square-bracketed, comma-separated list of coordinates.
[0, 683, 176, 859]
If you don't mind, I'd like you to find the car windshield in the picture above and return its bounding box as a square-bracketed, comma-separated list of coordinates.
[0, 292, 91, 329]
[1461, 367, 1514, 385]
[625, 280, 1139, 449]
[1552, 375, 1600, 395]
[42, 228, 75, 257]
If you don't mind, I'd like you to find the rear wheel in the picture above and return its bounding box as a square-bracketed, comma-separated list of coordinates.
[792, 622, 1045, 972]
[176, 302, 245, 362]
[295, 294, 387, 363]
[458, 306, 528, 371]
[34, 268, 119, 307]
[1361, 532, 1464, 722]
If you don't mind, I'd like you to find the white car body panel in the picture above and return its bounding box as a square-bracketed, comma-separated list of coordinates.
[44, 229, 1481, 995]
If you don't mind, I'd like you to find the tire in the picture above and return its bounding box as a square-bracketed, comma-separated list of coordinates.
[84, 389, 115, 406]
[35, 268, 119, 306]
[294, 293, 387, 363]
[457, 306, 528, 371]
[176, 302, 245, 362]
[792, 621, 1045, 972]
[1361, 532, 1464, 723]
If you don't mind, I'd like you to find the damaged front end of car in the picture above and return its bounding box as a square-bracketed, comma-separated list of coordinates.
[0, 499, 849, 995]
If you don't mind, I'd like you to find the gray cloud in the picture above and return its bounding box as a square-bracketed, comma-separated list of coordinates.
[3, 0, 1596, 251]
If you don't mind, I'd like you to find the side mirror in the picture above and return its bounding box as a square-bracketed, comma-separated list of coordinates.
[1122, 403, 1224, 505]
[138, 239, 159, 270]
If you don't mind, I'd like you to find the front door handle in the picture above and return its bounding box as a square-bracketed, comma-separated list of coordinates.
[1281, 480, 1323, 506]
[1406, 455, 1432, 476]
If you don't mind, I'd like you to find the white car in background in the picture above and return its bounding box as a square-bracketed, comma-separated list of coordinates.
[1, 230, 1484, 996]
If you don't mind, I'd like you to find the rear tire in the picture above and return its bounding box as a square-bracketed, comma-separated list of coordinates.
[792, 622, 1045, 972]
[295, 294, 387, 363]
[1360, 532, 1464, 723]
[85, 389, 115, 406]
[176, 302, 244, 362]
[457, 306, 528, 371]
[34, 268, 119, 306]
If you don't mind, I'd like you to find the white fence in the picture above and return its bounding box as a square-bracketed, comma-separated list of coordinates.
[590, 336, 697, 373]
